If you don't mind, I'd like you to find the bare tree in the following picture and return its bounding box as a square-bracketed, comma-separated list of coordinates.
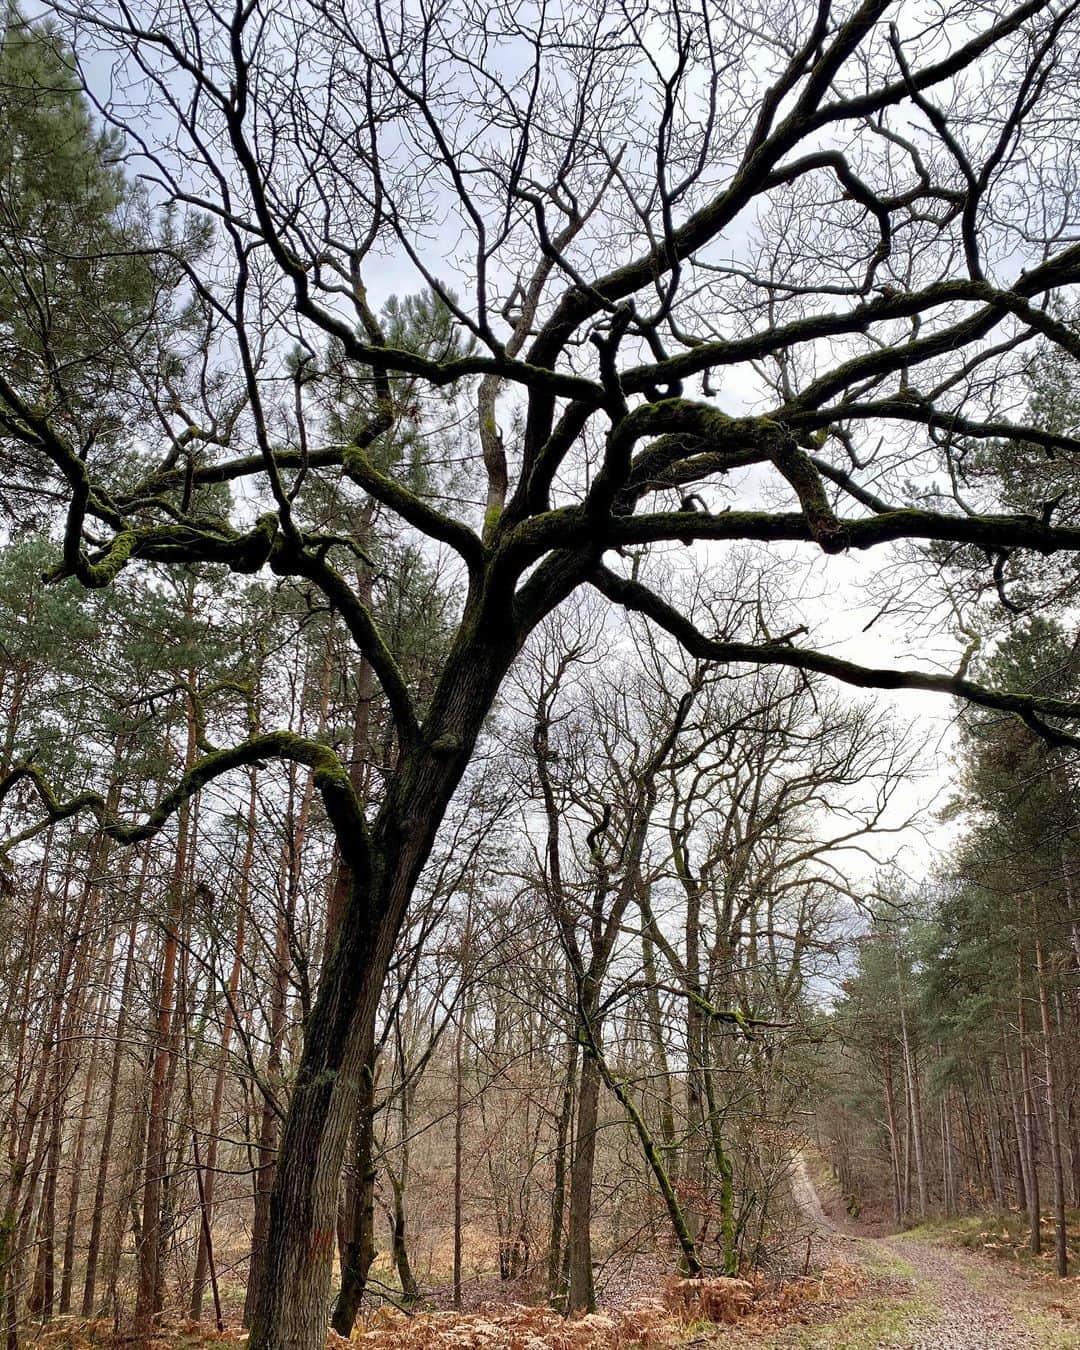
[6, 3, 1080, 1346]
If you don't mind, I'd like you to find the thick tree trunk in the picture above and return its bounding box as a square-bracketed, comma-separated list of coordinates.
[328, 644, 381, 1336]
[247, 872, 392, 1350]
[329, 1016, 378, 1335]
[249, 637, 517, 1350]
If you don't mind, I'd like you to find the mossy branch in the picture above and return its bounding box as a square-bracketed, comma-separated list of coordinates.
[341, 443, 484, 572]
[0, 732, 368, 875]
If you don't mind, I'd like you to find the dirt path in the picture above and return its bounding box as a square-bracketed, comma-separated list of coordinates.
[883, 1236, 1043, 1349]
[789, 1151, 835, 1232]
[784, 1156, 1050, 1349]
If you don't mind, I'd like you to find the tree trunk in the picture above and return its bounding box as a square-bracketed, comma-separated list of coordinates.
[882, 1047, 903, 1226]
[1017, 950, 1041, 1255]
[59, 930, 116, 1312]
[328, 1017, 378, 1335]
[1034, 931, 1067, 1275]
[133, 681, 198, 1343]
[546, 1028, 577, 1303]
[191, 767, 255, 1320]
[895, 942, 928, 1219]
[387, 1169, 419, 1304]
[1002, 1042, 1029, 1212]
[82, 902, 143, 1316]
[564, 1040, 601, 1315]
[453, 1002, 466, 1311]
[247, 869, 394, 1350]
[248, 639, 518, 1350]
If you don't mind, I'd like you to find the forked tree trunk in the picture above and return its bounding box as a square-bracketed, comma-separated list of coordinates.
[248, 639, 517, 1350]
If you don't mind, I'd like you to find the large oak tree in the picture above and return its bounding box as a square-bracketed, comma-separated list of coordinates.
[5, 1, 1080, 1345]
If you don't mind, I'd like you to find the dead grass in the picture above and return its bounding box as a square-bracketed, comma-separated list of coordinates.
[22, 1260, 875, 1350]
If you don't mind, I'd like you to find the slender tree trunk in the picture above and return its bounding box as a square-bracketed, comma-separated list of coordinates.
[1017, 947, 1041, 1255]
[243, 888, 292, 1327]
[546, 1029, 577, 1303]
[190, 767, 255, 1320]
[153, 906, 195, 1320]
[133, 677, 198, 1343]
[565, 1013, 601, 1316]
[453, 1001, 466, 1311]
[700, 1034, 737, 1273]
[1034, 929, 1067, 1275]
[59, 931, 117, 1312]
[882, 1047, 903, 1226]
[1003, 1041, 1029, 1212]
[590, 1033, 703, 1280]
[82, 901, 142, 1316]
[980, 1064, 1006, 1210]
[895, 942, 928, 1219]
[387, 1169, 418, 1304]
[640, 925, 677, 1159]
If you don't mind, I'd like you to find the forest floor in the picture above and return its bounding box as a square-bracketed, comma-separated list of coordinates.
[27, 1160, 1080, 1348]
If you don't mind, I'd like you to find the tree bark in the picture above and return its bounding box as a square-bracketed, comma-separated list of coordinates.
[82, 900, 143, 1316]
[564, 1031, 601, 1315]
[248, 636, 519, 1350]
[546, 1026, 577, 1303]
[1017, 948, 1041, 1255]
[133, 677, 198, 1343]
[1034, 929, 1067, 1275]
[190, 766, 255, 1319]
[882, 1047, 903, 1226]
[895, 941, 928, 1219]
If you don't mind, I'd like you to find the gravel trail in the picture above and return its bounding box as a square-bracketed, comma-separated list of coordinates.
[786, 1154, 1048, 1349]
[883, 1237, 1044, 1350]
